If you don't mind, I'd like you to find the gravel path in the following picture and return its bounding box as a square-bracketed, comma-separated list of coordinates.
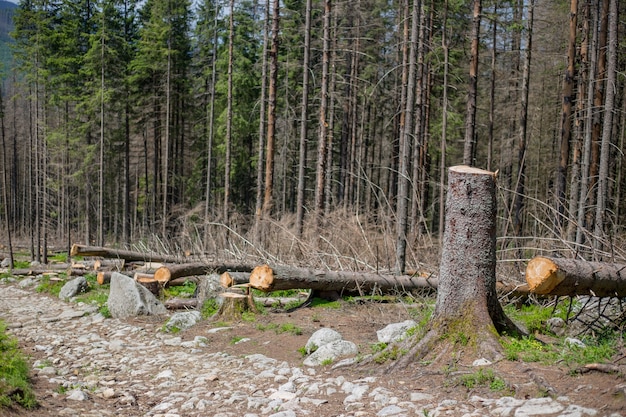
[0, 279, 610, 417]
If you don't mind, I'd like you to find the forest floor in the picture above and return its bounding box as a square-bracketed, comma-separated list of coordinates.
[3, 284, 626, 416]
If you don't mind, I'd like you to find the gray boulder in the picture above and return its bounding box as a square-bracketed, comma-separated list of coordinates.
[376, 319, 417, 343]
[164, 310, 202, 332]
[305, 328, 343, 354]
[0, 258, 10, 268]
[59, 276, 89, 301]
[303, 340, 358, 367]
[107, 272, 167, 319]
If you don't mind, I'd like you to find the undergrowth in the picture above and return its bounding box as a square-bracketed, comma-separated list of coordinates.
[0, 320, 38, 411]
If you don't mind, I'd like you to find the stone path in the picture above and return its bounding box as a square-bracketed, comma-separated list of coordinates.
[0, 279, 613, 417]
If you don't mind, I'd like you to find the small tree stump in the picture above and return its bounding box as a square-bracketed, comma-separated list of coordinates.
[213, 290, 258, 321]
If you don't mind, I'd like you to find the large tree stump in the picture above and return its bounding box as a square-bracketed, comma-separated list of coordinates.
[526, 256, 626, 297]
[387, 166, 523, 370]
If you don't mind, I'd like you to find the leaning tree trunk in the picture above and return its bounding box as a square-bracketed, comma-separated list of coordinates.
[387, 166, 523, 371]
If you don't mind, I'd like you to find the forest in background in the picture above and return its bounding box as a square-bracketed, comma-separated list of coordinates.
[0, 0, 624, 275]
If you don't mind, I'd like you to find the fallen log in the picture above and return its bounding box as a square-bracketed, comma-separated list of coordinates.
[248, 264, 439, 294]
[154, 263, 211, 284]
[526, 256, 626, 297]
[165, 297, 198, 310]
[96, 270, 133, 285]
[70, 244, 183, 263]
[220, 271, 250, 288]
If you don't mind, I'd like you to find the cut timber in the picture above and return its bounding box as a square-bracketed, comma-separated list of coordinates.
[213, 291, 258, 320]
[220, 271, 250, 288]
[93, 259, 125, 271]
[135, 275, 161, 296]
[248, 264, 438, 294]
[70, 244, 182, 263]
[96, 271, 132, 285]
[526, 256, 626, 297]
[153, 263, 211, 285]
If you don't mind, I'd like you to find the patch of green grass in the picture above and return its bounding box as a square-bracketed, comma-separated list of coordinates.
[0, 320, 38, 410]
[320, 358, 333, 366]
[310, 298, 341, 309]
[370, 342, 388, 353]
[230, 336, 245, 344]
[374, 344, 402, 364]
[297, 346, 308, 357]
[256, 322, 302, 335]
[164, 280, 196, 298]
[12, 260, 31, 269]
[200, 299, 219, 319]
[457, 368, 509, 393]
[278, 323, 303, 335]
[35, 276, 65, 297]
[504, 302, 569, 334]
[503, 336, 553, 362]
[49, 252, 68, 263]
[241, 311, 257, 322]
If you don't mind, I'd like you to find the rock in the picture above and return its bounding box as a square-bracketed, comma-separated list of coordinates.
[472, 358, 492, 366]
[0, 258, 10, 267]
[547, 317, 566, 336]
[164, 311, 202, 332]
[195, 274, 224, 306]
[376, 320, 417, 343]
[565, 337, 586, 348]
[67, 389, 89, 401]
[305, 328, 343, 354]
[107, 272, 167, 319]
[59, 276, 89, 301]
[303, 340, 358, 366]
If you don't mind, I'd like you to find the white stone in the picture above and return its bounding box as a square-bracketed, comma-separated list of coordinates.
[376, 320, 417, 343]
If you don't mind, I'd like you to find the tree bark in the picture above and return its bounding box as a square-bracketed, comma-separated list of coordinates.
[70, 244, 184, 263]
[153, 262, 211, 284]
[213, 291, 258, 321]
[248, 263, 437, 294]
[386, 166, 522, 371]
[526, 256, 626, 297]
[220, 271, 250, 287]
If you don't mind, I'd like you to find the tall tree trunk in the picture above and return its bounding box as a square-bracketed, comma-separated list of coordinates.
[314, 0, 331, 228]
[295, 0, 312, 238]
[395, 0, 419, 274]
[254, 0, 270, 242]
[99, 16, 106, 246]
[438, 0, 448, 241]
[204, 0, 220, 243]
[593, 0, 617, 251]
[0, 86, 13, 269]
[262, 0, 279, 219]
[487, 2, 497, 172]
[567, 0, 587, 242]
[513, 0, 534, 237]
[576, 1, 600, 247]
[224, 0, 235, 224]
[586, 0, 608, 230]
[462, 0, 481, 166]
[162, 38, 172, 238]
[556, 0, 578, 232]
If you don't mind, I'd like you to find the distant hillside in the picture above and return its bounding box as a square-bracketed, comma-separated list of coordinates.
[0, 0, 16, 73]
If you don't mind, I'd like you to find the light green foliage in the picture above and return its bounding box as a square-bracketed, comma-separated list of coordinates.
[320, 358, 333, 366]
[201, 299, 219, 319]
[504, 303, 568, 334]
[164, 280, 196, 298]
[310, 298, 341, 309]
[35, 275, 65, 296]
[0, 320, 38, 410]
